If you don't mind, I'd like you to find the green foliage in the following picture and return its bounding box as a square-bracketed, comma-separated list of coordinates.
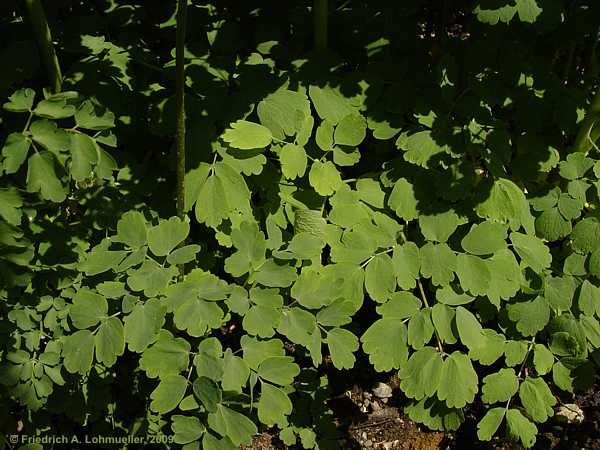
[2, 1, 600, 448]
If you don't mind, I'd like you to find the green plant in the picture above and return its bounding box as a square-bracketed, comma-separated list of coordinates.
[1, 1, 600, 449]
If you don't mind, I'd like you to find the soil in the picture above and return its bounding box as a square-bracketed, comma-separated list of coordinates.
[241, 378, 600, 450]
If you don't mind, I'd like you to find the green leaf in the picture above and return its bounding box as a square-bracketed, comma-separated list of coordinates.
[481, 368, 519, 403]
[505, 340, 528, 367]
[506, 408, 537, 448]
[420, 242, 456, 286]
[281, 232, 324, 260]
[334, 113, 366, 146]
[241, 336, 285, 370]
[431, 304, 457, 344]
[94, 317, 125, 366]
[361, 319, 408, 371]
[207, 404, 257, 446]
[173, 297, 224, 337]
[258, 383, 292, 426]
[326, 328, 358, 369]
[127, 260, 178, 297]
[469, 329, 506, 365]
[0, 188, 23, 225]
[589, 249, 600, 279]
[29, 119, 69, 154]
[552, 361, 573, 392]
[571, 218, 600, 253]
[224, 221, 266, 277]
[475, 179, 534, 234]
[506, 296, 550, 336]
[309, 160, 342, 196]
[194, 162, 252, 228]
[377, 291, 421, 319]
[279, 143, 307, 179]
[419, 211, 461, 243]
[193, 377, 222, 413]
[139, 330, 190, 378]
[277, 307, 316, 346]
[461, 221, 507, 255]
[257, 89, 310, 140]
[400, 131, 448, 168]
[364, 253, 396, 303]
[150, 374, 188, 414]
[404, 397, 464, 432]
[80, 246, 127, 276]
[2, 133, 31, 173]
[4, 88, 35, 112]
[257, 356, 299, 385]
[62, 330, 94, 374]
[69, 133, 98, 181]
[167, 245, 201, 265]
[352, 179, 383, 209]
[388, 178, 418, 221]
[69, 289, 107, 329]
[26, 151, 66, 202]
[252, 259, 297, 287]
[580, 315, 600, 347]
[34, 98, 75, 119]
[437, 351, 478, 408]
[399, 347, 444, 400]
[477, 408, 505, 441]
[124, 298, 166, 353]
[535, 208, 572, 242]
[533, 344, 554, 375]
[115, 211, 147, 249]
[202, 433, 237, 450]
[518, 377, 556, 423]
[436, 285, 474, 306]
[408, 309, 435, 349]
[221, 349, 249, 392]
[147, 217, 189, 256]
[309, 85, 353, 124]
[171, 415, 205, 445]
[194, 338, 224, 381]
[74, 100, 115, 130]
[455, 254, 492, 296]
[544, 276, 576, 312]
[317, 299, 354, 326]
[516, 0, 542, 23]
[510, 232, 551, 272]
[222, 120, 272, 150]
[392, 243, 420, 289]
[316, 119, 334, 151]
[456, 306, 484, 351]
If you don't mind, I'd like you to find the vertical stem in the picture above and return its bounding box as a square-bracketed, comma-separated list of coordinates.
[24, 0, 62, 93]
[175, 0, 187, 220]
[314, 0, 328, 51]
[572, 87, 600, 153]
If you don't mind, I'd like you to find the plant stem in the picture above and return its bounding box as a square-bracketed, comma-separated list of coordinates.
[24, 0, 62, 93]
[175, 0, 187, 221]
[314, 0, 328, 51]
[571, 87, 600, 154]
[417, 280, 444, 353]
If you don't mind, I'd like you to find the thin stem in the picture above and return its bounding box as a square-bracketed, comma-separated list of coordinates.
[571, 87, 600, 154]
[504, 337, 535, 411]
[24, 0, 62, 93]
[417, 279, 444, 353]
[314, 0, 328, 51]
[174, 0, 188, 277]
[175, 0, 187, 221]
[359, 246, 396, 269]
